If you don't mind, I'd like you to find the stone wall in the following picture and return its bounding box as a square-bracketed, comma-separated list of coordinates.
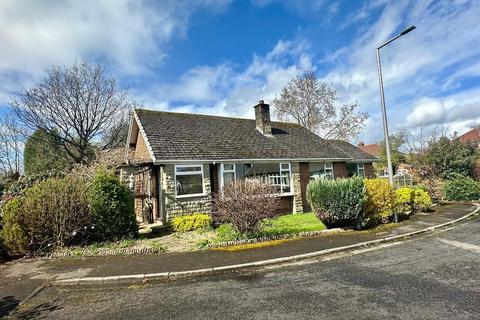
[291, 162, 304, 214]
[162, 164, 212, 219]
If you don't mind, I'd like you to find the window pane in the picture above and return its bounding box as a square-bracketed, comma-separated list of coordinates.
[176, 166, 202, 173]
[325, 162, 333, 169]
[346, 164, 357, 177]
[280, 163, 290, 170]
[223, 164, 234, 171]
[223, 172, 235, 186]
[176, 174, 203, 196]
[358, 169, 365, 178]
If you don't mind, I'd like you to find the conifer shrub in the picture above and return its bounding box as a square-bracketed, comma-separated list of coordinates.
[307, 177, 365, 228]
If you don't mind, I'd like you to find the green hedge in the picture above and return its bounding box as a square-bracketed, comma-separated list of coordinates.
[307, 177, 365, 228]
[88, 170, 138, 241]
[444, 177, 480, 201]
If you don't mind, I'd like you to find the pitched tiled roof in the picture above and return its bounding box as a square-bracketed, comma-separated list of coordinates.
[358, 143, 381, 157]
[134, 109, 353, 162]
[327, 140, 378, 161]
[458, 128, 480, 144]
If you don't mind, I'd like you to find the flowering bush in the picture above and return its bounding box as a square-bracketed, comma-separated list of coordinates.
[395, 187, 414, 213]
[413, 188, 433, 212]
[364, 179, 396, 223]
[171, 213, 211, 232]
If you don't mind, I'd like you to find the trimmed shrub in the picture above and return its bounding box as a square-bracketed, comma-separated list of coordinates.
[413, 188, 433, 212]
[307, 177, 365, 228]
[364, 179, 396, 223]
[88, 170, 137, 241]
[444, 177, 480, 201]
[212, 179, 280, 234]
[395, 187, 414, 213]
[0, 176, 91, 254]
[171, 213, 212, 232]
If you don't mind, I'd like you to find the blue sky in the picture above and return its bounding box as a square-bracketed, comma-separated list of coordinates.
[1, 0, 480, 143]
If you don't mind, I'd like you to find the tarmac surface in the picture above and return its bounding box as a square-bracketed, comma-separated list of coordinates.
[6, 210, 480, 319]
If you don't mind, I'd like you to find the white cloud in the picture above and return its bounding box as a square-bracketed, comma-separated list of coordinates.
[138, 39, 313, 119]
[0, 0, 231, 105]
[321, 0, 480, 142]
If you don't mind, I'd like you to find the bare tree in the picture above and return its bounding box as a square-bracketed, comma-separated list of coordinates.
[0, 114, 23, 177]
[273, 71, 368, 141]
[12, 62, 136, 164]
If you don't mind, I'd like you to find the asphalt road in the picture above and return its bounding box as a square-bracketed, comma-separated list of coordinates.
[7, 217, 480, 320]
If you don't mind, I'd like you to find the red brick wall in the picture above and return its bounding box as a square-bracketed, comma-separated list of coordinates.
[333, 162, 348, 178]
[276, 196, 293, 214]
[364, 163, 374, 178]
[299, 162, 311, 212]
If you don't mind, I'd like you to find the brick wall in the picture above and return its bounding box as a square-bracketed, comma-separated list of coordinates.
[364, 163, 374, 178]
[333, 162, 348, 178]
[276, 196, 293, 214]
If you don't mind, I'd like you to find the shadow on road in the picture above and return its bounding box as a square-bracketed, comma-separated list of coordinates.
[1, 295, 62, 319]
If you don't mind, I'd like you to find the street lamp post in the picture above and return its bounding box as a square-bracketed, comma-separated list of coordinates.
[376, 25, 415, 222]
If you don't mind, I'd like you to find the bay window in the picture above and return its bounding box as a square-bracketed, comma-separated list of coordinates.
[220, 162, 292, 195]
[175, 165, 205, 197]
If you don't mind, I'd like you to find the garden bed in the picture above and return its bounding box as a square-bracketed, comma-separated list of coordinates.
[50, 212, 328, 257]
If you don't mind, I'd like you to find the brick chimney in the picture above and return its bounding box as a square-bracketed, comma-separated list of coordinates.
[254, 100, 272, 136]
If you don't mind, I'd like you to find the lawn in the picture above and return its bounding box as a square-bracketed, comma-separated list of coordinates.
[215, 212, 327, 243]
[262, 212, 327, 236]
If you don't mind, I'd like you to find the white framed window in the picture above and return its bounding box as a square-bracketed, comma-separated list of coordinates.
[279, 162, 292, 194]
[310, 162, 334, 180]
[357, 163, 365, 178]
[221, 163, 236, 189]
[175, 165, 205, 198]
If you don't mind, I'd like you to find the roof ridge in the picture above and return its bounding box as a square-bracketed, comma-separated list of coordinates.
[134, 108, 302, 126]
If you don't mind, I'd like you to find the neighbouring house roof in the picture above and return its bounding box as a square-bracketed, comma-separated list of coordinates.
[130, 108, 375, 163]
[328, 140, 378, 162]
[358, 143, 381, 157]
[458, 128, 480, 144]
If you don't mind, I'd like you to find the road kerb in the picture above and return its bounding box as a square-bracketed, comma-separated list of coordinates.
[52, 204, 479, 287]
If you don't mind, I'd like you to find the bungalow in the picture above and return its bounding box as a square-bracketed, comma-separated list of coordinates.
[126, 101, 377, 224]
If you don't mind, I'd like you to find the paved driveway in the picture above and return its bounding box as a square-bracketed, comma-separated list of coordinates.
[7, 216, 480, 319]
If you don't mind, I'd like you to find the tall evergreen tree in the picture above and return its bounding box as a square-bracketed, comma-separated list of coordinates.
[24, 130, 72, 175]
